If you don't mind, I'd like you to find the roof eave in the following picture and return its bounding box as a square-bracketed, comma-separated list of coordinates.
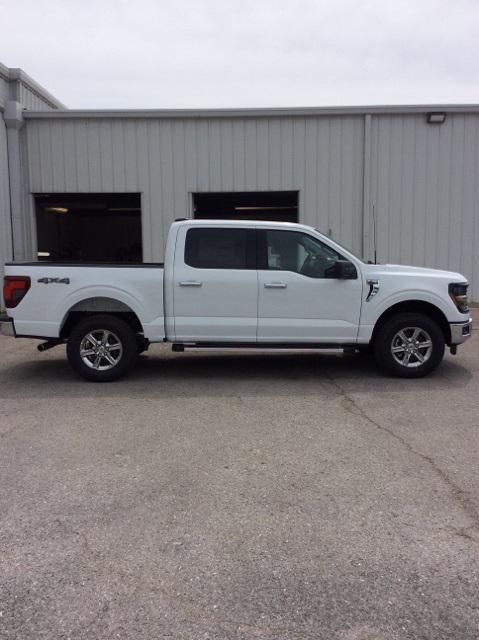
[22, 103, 479, 120]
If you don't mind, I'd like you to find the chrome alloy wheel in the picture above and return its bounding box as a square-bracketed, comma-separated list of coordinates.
[390, 327, 433, 368]
[79, 330, 123, 370]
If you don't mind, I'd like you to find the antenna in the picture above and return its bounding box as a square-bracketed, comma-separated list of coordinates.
[372, 204, 377, 264]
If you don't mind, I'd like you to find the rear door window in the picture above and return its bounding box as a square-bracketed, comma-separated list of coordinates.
[185, 228, 254, 269]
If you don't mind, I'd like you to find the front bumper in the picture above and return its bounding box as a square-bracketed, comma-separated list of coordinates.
[450, 318, 473, 345]
[0, 314, 15, 337]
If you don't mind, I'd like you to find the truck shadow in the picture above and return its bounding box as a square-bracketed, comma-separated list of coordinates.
[0, 346, 472, 399]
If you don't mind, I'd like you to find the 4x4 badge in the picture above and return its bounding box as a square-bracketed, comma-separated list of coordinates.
[37, 277, 70, 284]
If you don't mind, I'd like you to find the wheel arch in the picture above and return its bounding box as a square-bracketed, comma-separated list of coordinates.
[371, 300, 451, 345]
[60, 296, 143, 338]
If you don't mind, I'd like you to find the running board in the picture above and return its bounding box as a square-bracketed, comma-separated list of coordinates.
[172, 342, 359, 352]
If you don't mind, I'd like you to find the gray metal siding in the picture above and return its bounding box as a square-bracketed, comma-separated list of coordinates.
[24, 116, 365, 261]
[0, 77, 9, 109]
[18, 82, 56, 110]
[368, 114, 479, 300]
[0, 116, 12, 282]
[17, 111, 479, 300]
[0, 64, 63, 110]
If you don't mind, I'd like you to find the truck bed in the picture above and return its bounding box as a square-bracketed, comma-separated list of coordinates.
[5, 262, 166, 341]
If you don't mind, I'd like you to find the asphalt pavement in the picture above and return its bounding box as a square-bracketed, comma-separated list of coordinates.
[1, 312, 478, 639]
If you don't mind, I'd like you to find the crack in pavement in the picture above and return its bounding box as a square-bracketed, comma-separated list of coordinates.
[324, 372, 479, 535]
[105, 578, 322, 640]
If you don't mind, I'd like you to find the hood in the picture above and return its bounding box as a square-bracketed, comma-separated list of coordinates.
[363, 263, 467, 282]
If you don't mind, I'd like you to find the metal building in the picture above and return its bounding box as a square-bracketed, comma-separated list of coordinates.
[1, 63, 479, 299]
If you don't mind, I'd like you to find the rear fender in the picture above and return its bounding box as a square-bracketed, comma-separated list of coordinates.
[58, 286, 145, 332]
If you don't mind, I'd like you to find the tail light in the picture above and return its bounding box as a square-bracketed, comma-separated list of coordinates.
[449, 282, 469, 313]
[3, 276, 31, 308]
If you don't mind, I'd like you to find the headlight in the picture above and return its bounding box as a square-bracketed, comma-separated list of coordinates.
[449, 282, 469, 313]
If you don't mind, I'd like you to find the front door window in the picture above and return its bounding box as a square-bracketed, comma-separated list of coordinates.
[265, 230, 342, 278]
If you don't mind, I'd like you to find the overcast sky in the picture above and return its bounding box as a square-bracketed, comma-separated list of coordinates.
[1, 0, 478, 109]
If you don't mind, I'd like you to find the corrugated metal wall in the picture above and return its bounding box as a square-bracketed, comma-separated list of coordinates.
[0, 117, 12, 278]
[23, 116, 365, 260]
[0, 78, 9, 108]
[0, 72, 60, 111]
[368, 114, 479, 300]
[0, 71, 12, 294]
[16, 111, 479, 300]
[17, 82, 59, 111]
[0, 67, 60, 301]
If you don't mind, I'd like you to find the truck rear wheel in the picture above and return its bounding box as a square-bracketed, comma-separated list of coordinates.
[66, 314, 138, 382]
[373, 312, 445, 378]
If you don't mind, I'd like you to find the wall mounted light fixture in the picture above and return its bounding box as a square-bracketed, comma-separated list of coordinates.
[426, 112, 446, 124]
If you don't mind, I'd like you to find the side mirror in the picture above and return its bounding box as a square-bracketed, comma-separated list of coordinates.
[325, 259, 357, 279]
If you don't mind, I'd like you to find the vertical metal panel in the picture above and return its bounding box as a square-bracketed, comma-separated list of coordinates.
[98, 122, 114, 191]
[303, 118, 317, 234]
[0, 77, 9, 108]
[124, 120, 140, 191]
[256, 119, 269, 187]
[145, 120, 161, 259]
[268, 119, 281, 189]
[0, 116, 12, 291]
[5, 124, 33, 262]
[362, 114, 372, 258]
[158, 120, 174, 246]
[135, 120, 151, 259]
[369, 113, 479, 300]
[50, 118, 66, 191]
[232, 119, 246, 190]
[220, 120, 234, 190]
[316, 118, 331, 235]
[86, 120, 102, 192]
[195, 120, 209, 190]
[280, 118, 294, 186]
[172, 120, 187, 217]
[208, 120, 221, 191]
[110, 120, 125, 191]
[244, 120, 257, 190]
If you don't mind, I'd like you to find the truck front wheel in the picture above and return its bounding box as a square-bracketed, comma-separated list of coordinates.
[373, 312, 445, 378]
[66, 314, 138, 382]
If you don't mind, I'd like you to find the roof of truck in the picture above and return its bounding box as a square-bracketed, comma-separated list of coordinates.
[175, 219, 314, 230]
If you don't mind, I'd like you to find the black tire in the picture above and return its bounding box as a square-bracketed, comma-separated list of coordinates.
[373, 312, 445, 378]
[136, 336, 149, 355]
[66, 314, 138, 382]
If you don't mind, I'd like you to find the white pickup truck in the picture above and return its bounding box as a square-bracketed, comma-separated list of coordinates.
[1, 220, 472, 381]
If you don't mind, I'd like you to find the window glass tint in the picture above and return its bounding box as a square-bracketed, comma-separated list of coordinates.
[266, 230, 342, 278]
[35, 193, 142, 263]
[185, 228, 249, 269]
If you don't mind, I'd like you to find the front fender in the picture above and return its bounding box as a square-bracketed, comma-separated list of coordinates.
[367, 288, 453, 322]
[358, 287, 456, 343]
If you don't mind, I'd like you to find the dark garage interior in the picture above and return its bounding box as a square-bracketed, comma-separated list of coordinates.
[193, 191, 299, 223]
[35, 193, 142, 263]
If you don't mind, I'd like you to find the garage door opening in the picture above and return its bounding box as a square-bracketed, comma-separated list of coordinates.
[35, 193, 142, 263]
[193, 191, 298, 223]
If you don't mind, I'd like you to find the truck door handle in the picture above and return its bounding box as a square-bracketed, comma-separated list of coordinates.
[264, 282, 287, 289]
[179, 281, 202, 287]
